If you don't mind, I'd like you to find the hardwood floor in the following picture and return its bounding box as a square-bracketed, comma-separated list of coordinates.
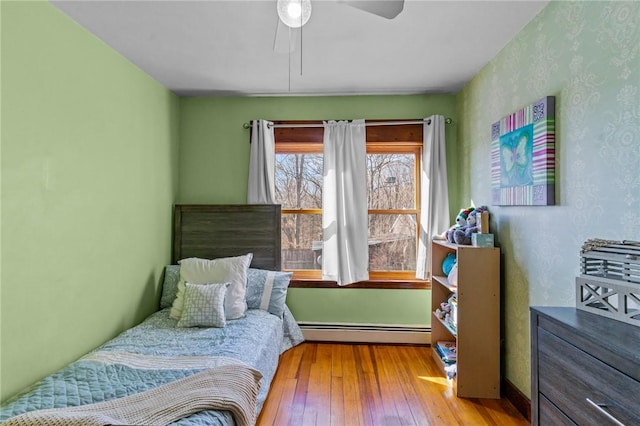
[257, 343, 528, 426]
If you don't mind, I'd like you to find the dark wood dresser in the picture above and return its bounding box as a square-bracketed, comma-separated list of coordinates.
[530, 307, 640, 425]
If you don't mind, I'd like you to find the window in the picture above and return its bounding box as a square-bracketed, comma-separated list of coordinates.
[274, 121, 423, 284]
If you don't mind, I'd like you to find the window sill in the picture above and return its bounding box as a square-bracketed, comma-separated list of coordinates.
[288, 279, 431, 290]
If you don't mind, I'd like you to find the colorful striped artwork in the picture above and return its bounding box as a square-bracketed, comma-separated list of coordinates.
[491, 96, 555, 206]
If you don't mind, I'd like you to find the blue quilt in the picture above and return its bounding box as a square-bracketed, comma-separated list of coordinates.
[0, 307, 304, 425]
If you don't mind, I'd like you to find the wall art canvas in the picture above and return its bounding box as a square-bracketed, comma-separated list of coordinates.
[491, 96, 555, 206]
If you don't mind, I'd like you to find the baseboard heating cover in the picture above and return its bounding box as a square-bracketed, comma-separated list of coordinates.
[298, 322, 431, 344]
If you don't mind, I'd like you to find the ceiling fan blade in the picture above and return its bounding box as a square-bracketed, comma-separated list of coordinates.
[343, 0, 404, 19]
[273, 18, 298, 53]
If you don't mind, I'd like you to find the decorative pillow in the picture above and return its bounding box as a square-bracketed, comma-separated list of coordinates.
[177, 283, 228, 328]
[245, 268, 292, 318]
[160, 265, 181, 309]
[170, 253, 253, 320]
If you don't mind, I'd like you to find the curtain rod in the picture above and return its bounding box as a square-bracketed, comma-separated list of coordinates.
[242, 117, 452, 129]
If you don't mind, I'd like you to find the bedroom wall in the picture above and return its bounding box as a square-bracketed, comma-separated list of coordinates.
[456, 0, 639, 398]
[1, 2, 180, 402]
[178, 95, 457, 327]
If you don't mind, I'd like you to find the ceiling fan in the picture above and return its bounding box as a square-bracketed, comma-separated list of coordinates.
[274, 0, 405, 53]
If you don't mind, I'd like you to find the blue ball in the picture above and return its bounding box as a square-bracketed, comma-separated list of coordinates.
[442, 253, 457, 276]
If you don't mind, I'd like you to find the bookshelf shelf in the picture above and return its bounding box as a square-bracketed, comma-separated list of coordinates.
[430, 239, 500, 398]
[431, 275, 457, 293]
[431, 346, 454, 378]
[432, 312, 457, 337]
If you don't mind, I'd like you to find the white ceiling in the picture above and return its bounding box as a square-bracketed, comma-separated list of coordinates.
[50, 0, 549, 97]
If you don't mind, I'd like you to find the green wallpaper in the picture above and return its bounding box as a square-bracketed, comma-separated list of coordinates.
[178, 95, 458, 326]
[457, 1, 639, 397]
[1, 2, 179, 401]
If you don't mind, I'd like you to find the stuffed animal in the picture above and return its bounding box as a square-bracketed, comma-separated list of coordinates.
[453, 205, 488, 245]
[446, 207, 474, 243]
[442, 253, 456, 276]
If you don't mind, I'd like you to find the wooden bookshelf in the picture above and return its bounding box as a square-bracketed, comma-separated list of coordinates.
[430, 239, 501, 398]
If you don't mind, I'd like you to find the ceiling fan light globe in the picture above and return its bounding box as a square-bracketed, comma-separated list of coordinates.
[277, 0, 312, 28]
[287, 3, 302, 19]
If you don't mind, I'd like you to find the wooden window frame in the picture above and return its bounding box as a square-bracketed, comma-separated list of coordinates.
[274, 120, 430, 290]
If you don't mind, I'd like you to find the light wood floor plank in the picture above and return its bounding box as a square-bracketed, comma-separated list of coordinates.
[287, 343, 314, 425]
[258, 343, 529, 426]
[281, 344, 304, 379]
[331, 344, 344, 378]
[398, 345, 461, 425]
[258, 373, 284, 425]
[342, 345, 366, 426]
[374, 346, 414, 425]
[271, 378, 297, 426]
[381, 345, 431, 425]
[330, 376, 345, 426]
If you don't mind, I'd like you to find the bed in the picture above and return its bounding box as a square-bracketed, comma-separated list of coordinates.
[0, 204, 304, 426]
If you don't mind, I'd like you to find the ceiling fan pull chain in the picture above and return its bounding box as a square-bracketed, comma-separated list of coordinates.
[288, 26, 292, 92]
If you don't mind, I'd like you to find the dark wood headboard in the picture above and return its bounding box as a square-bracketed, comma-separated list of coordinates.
[173, 204, 281, 270]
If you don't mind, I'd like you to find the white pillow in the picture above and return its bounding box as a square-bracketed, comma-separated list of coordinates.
[170, 253, 253, 320]
[177, 282, 228, 328]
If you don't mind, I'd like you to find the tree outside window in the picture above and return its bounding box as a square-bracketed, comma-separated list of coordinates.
[275, 131, 421, 282]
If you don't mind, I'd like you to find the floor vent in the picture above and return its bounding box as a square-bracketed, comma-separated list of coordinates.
[298, 322, 431, 344]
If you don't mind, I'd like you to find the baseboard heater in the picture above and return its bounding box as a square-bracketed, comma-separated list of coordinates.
[298, 322, 431, 345]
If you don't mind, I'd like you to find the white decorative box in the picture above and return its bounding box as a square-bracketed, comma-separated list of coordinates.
[471, 233, 494, 247]
[576, 239, 640, 327]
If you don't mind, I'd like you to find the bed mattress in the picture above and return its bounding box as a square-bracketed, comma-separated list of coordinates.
[0, 307, 303, 425]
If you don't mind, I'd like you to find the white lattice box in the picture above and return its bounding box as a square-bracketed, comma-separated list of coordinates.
[576, 240, 640, 326]
[576, 276, 640, 326]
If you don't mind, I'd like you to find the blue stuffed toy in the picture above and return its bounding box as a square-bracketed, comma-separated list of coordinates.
[442, 253, 456, 276]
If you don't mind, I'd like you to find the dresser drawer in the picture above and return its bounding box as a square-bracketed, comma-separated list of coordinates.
[539, 394, 576, 426]
[538, 328, 640, 425]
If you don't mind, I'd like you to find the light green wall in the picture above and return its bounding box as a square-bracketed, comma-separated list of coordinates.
[285, 288, 429, 325]
[1, 1, 179, 402]
[457, 1, 639, 397]
[179, 95, 458, 326]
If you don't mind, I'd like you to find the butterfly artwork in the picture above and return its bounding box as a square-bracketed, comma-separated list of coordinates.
[491, 96, 555, 206]
[500, 124, 533, 187]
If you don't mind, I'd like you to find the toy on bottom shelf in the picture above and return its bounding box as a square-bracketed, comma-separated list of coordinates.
[444, 363, 457, 380]
[452, 205, 489, 245]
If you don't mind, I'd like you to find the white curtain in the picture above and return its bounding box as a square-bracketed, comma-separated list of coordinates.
[416, 115, 450, 279]
[247, 120, 276, 204]
[322, 120, 369, 286]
